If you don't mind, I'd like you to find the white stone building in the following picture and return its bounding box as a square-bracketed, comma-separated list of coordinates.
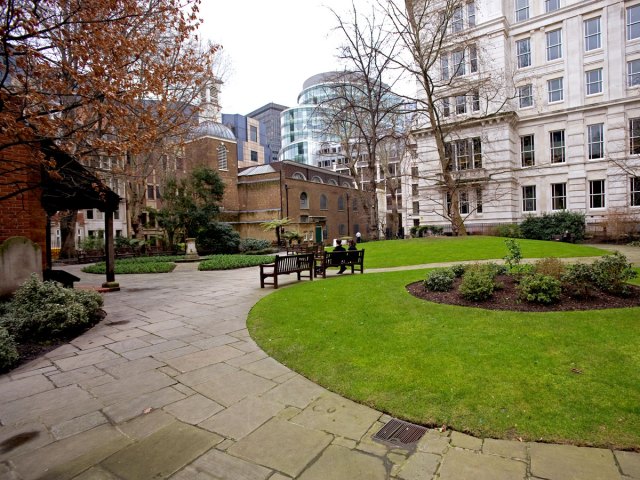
[410, 0, 640, 237]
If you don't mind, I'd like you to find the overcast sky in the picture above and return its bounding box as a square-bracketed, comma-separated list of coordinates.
[199, 1, 366, 115]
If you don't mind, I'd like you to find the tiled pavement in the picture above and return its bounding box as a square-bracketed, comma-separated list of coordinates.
[1, 247, 639, 479]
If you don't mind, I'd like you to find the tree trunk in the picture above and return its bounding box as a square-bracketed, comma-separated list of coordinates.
[59, 210, 78, 258]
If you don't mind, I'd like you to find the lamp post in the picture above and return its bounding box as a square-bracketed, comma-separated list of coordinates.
[284, 183, 289, 218]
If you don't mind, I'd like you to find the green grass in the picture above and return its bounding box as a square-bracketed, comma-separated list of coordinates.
[248, 269, 640, 449]
[359, 236, 606, 269]
[198, 254, 275, 270]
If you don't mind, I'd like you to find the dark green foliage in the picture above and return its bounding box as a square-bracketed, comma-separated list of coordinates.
[412, 225, 444, 237]
[459, 264, 496, 301]
[0, 275, 103, 341]
[0, 326, 19, 371]
[450, 264, 466, 278]
[485, 262, 508, 276]
[158, 166, 226, 246]
[534, 257, 566, 280]
[198, 255, 276, 270]
[590, 252, 637, 296]
[424, 268, 455, 292]
[517, 274, 562, 305]
[239, 238, 272, 253]
[196, 222, 240, 254]
[494, 224, 522, 238]
[561, 263, 595, 298]
[520, 211, 586, 241]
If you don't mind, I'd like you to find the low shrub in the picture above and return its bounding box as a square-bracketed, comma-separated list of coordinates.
[424, 268, 455, 292]
[561, 263, 595, 298]
[485, 262, 508, 276]
[196, 221, 241, 254]
[534, 257, 566, 280]
[198, 254, 275, 271]
[459, 264, 496, 301]
[517, 274, 562, 305]
[590, 252, 637, 296]
[450, 264, 466, 278]
[239, 238, 272, 253]
[493, 224, 522, 238]
[0, 275, 103, 341]
[0, 326, 18, 371]
[83, 260, 177, 274]
[503, 239, 522, 270]
[519, 211, 586, 241]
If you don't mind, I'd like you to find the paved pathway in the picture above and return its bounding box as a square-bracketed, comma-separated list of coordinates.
[1, 247, 639, 479]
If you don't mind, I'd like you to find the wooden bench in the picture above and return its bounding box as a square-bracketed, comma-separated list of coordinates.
[259, 253, 315, 289]
[316, 249, 365, 278]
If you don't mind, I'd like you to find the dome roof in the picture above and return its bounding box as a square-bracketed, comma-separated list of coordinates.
[191, 121, 236, 141]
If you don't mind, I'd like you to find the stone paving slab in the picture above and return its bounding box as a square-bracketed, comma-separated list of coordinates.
[616, 451, 640, 478]
[190, 369, 276, 407]
[100, 422, 220, 480]
[163, 393, 224, 425]
[228, 418, 333, 478]
[0, 374, 53, 403]
[298, 444, 388, 479]
[180, 445, 273, 480]
[198, 396, 283, 440]
[164, 345, 244, 372]
[529, 443, 621, 480]
[438, 447, 527, 480]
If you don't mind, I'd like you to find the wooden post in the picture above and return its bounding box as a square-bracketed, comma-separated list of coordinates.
[45, 214, 53, 271]
[103, 209, 118, 288]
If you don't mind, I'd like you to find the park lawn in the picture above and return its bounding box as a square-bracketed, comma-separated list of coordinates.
[248, 269, 640, 449]
[358, 236, 606, 269]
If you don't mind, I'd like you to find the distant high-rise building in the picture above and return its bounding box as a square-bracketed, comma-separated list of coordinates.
[247, 103, 288, 163]
[222, 114, 267, 169]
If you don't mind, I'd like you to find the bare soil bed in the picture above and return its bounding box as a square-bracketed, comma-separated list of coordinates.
[407, 275, 640, 312]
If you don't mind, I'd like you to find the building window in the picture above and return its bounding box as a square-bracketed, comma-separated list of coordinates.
[412, 184, 418, 196]
[250, 150, 258, 162]
[631, 118, 640, 154]
[588, 123, 604, 159]
[551, 183, 566, 210]
[147, 184, 155, 200]
[413, 201, 420, 215]
[459, 191, 470, 214]
[469, 45, 478, 73]
[521, 134, 535, 166]
[337, 195, 345, 211]
[585, 68, 603, 95]
[319, 194, 328, 210]
[546, 29, 562, 61]
[547, 77, 563, 103]
[452, 6, 464, 32]
[442, 97, 450, 117]
[518, 84, 533, 108]
[412, 166, 419, 178]
[522, 185, 537, 212]
[176, 156, 184, 171]
[476, 188, 483, 213]
[471, 90, 480, 111]
[516, 38, 531, 68]
[589, 179, 605, 208]
[584, 17, 601, 51]
[545, 0, 560, 12]
[472, 137, 482, 168]
[338, 224, 346, 236]
[250, 125, 258, 142]
[455, 95, 466, 114]
[441, 56, 449, 81]
[453, 50, 465, 77]
[467, 2, 476, 27]
[628, 5, 640, 40]
[86, 209, 94, 220]
[515, 0, 529, 22]
[217, 144, 228, 170]
[628, 59, 640, 86]
[631, 177, 640, 206]
[550, 130, 565, 163]
[300, 192, 309, 209]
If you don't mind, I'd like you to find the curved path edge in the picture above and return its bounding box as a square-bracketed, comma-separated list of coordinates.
[0, 248, 638, 479]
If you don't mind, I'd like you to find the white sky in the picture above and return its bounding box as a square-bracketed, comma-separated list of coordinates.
[198, 1, 366, 115]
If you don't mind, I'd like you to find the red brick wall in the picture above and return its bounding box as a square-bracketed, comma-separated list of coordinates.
[0, 144, 47, 267]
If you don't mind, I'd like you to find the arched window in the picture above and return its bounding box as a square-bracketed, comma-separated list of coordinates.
[312, 176, 323, 183]
[300, 192, 309, 209]
[342, 181, 352, 188]
[292, 172, 306, 180]
[217, 144, 228, 170]
[328, 179, 338, 186]
[352, 197, 359, 211]
[320, 194, 328, 210]
[337, 195, 345, 211]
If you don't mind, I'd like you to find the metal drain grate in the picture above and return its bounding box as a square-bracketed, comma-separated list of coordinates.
[373, 419, 427, 446]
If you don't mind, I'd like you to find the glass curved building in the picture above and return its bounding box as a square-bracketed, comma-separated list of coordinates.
[279, 72, 348, 165]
